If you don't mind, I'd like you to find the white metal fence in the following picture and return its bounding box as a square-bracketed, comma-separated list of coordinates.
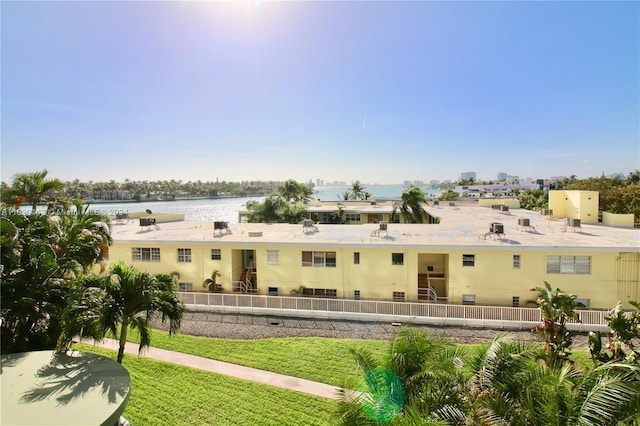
[178, 292, 610, 332]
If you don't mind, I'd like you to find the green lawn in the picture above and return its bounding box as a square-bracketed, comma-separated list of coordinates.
[111, 329, 390, 387]
[77, 331, 595, 425]
[78, 345, 340, 426]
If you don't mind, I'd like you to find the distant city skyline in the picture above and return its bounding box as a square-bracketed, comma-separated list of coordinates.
[2, 2, 638, 184]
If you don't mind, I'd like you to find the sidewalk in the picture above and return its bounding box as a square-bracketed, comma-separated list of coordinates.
[84, 339, 342, 400]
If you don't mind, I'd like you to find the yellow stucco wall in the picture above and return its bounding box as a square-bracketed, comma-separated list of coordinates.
[548, 190, 599, 223]
[105, 240, 635, 310]
[602, 211, 635, 228]
[477, 198, 521, 208]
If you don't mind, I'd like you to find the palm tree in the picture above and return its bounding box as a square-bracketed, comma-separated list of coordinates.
[277, 179, 314, 203]
[3, 169, 65, 212]
[531, 282, 583, 367]
[1, 206, 111, 354]
[203, 270, 222, 292]
[350, 181, 366, 200]
[467, 335, 640, 425]
[338, 327, 468, 424]
[59, 262, 185, 363]
[399, 185, 429, 223]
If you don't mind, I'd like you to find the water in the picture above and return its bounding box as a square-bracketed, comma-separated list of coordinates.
[28, 185, 442, 223]
[83, 197, 264, 223]
[313, 184, 442, 201]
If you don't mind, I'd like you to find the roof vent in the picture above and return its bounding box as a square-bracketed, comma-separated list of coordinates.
[248, 231, 263, 237]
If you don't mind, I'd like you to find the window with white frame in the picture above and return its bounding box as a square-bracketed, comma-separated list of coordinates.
[462, 254, 475, 267]
[267, 250, 279, 263]
[302, 251, 336, 267]
[513, 255, 521, 269]
[177, 248, 192, 263]
[178, 282, 192, 291]
[345, 213, 361, 222]
[210, 249, 221, 260]
[392, 253, 404, 265]
[546, 256, 591, 274]
[354, 252, 360, 265]
[132, 247, 160, 262]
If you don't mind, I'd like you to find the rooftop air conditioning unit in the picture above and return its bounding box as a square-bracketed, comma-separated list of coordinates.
[499, 205, 509, 212]
[490, 222, 504, 234]
[139, 217, 156, 226]
[569, 218, 581, 227]
[379, 222, 388, 231]
[518, 218, 530, 227]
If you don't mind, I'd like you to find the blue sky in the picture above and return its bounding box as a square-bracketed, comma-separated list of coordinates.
[2, 1, 638, 184]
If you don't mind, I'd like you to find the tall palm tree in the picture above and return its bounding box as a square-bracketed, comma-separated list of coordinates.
[3, 169, 65, 212]
[350, 181, 366, 200]
[399, 185, 428, 223]
[59, 262, 185, 363]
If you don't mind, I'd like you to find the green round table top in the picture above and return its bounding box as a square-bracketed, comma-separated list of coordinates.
[1, 350, 130, 426]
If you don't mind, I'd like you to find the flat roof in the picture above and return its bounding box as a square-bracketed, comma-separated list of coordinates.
[111, 206, 640, 251]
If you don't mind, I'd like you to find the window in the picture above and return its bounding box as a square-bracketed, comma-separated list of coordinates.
[345, 213, 361, 222]
[301, 287, 337, 298]
[132, 247, 160, 262]
[178, 282, 192, 291]
[302, 251, 337, 267]
[462, 294, 476, 305]
[392, 292, 405, 301]
[462, 254, 475, 267]
[512, 296, 520, 307]
[392, 253, 404, 265]
[177, 248, 192, 263]
[354, 252, 360, 265]
[267, 250, 279, 263]
[354, 290, 360, 300]
[513, 255, 521, 269]
[211, 249, 222, 260]
[546, 256, 591, 274]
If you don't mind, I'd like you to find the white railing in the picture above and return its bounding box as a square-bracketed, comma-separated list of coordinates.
[177, 292, 610, 332]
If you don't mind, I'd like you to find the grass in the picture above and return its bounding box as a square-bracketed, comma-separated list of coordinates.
[77, 344, 340, 426]
[113, 329, 390, 387]
[76, 331, 596, 425]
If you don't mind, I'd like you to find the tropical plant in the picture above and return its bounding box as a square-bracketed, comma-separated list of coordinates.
[467, 335, 640, 425]
[2, 169, 65, 212]
[398, 185, 428, 223]
[277, 179, 314, 203]
[59, 262, 185, 363]
[0, 207, 111, 354]
[349, 181, 368, 201]
[203, 270, 222, 292]
[531, 282, 583, 367]
[589, 300, 640, 364]
[339, 191, 352, 201]
[338, 327, 468, 425]
[438, 190, 458, 201]
[289, 285, 307, 296]
[518, 188, 548, 211]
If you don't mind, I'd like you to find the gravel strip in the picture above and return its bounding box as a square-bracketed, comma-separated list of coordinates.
[153, 310, 592, 349]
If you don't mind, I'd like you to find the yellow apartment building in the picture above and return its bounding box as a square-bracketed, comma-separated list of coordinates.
[106, 201, 640, 310]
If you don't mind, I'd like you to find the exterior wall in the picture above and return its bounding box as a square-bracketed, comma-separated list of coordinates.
[107, 241, 636, 310]
[477, 198, 521, 208]
[548, 190, 599, 223]
[602, 211, 635, 228]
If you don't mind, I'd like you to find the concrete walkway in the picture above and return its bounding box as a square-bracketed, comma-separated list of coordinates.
[84, 339, 342, 400]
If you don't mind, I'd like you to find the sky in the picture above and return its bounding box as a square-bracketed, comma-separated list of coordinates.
[1, 1, 638, 185]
